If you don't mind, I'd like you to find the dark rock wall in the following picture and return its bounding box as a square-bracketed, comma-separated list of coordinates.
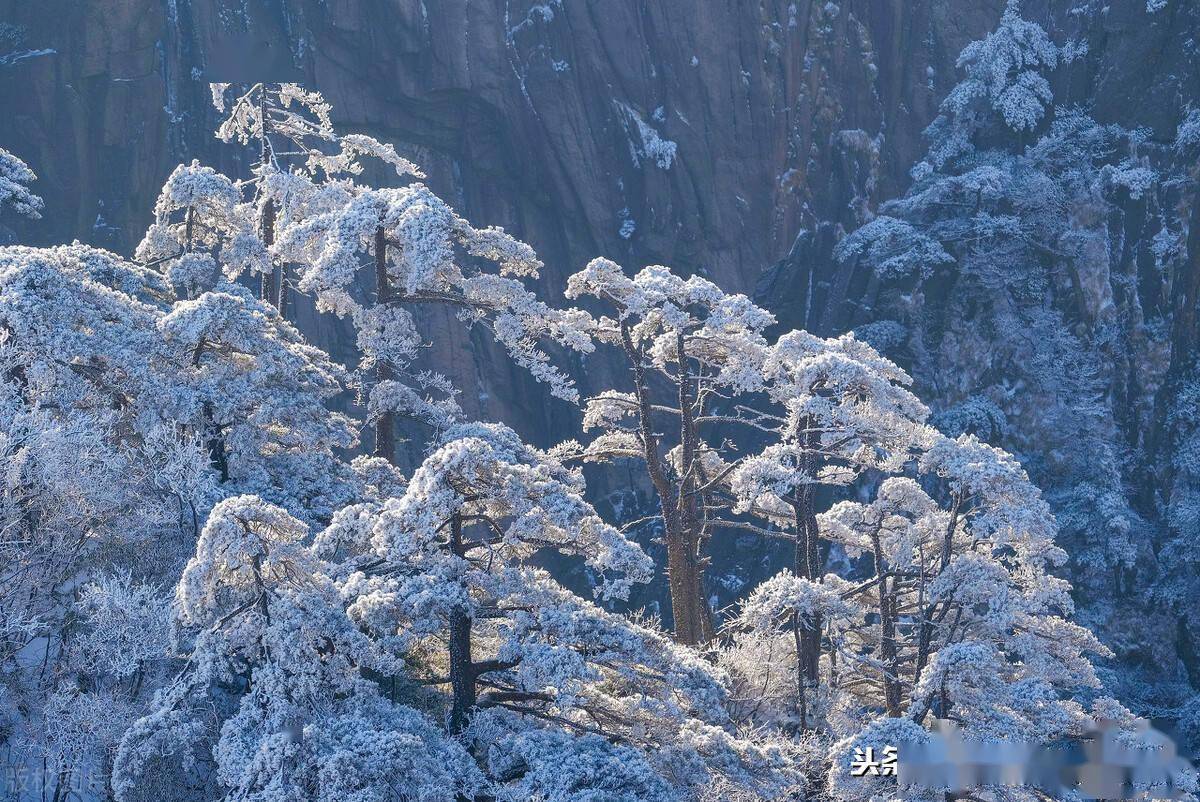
[0, 0, 1001, 436]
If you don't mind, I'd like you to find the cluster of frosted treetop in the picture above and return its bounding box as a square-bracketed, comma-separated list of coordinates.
[0, 6, 1193, 802]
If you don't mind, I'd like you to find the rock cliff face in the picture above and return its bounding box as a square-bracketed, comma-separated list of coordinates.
[2, 0, 1198, 711]
[0, 0, 1004, 436]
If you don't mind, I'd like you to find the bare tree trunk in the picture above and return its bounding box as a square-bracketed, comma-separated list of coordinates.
[277, 262, 289, 318]
[373, 225, 396, 464]
[664, 531, 709, 646]
[791, 612, 808, 730]
[674, 336, 713, 643]
[447, 515, 475, 734]
[260, 196, 277, 307]
[914, 491, 962, 683]
[871, 529, 902, 716]
[620, 323, 710, 645]
[202, 401, 230, 483]
[790, 479, 822, 721]
[258, 87, 280, 308]
[183, 206, 230, 483]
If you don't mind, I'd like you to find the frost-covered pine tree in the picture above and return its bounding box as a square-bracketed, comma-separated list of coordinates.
[204, 85, 594, 464]
[833, 0, 1160, 661]
[156, 283, 358, 519]
[270, 150, 592, 462]
[112, 491, 491, 802]
[137, 160, 269, 299]
[0, 244, 208, 792]
[724, 427, 1118, 800]
[136, 152, 360, 519]
[0, 229, 360, 794]
[563, 259, 931, 652]
[208, 82, 374, 311]
[561, 258, 776, 644]
[345, 422, 801, 800]
[560, 254, 1116, 797]
[149, 83, 424, 313]
[118, 425, 803, 802]
[725, 328, 931, 724]
[0, 146, 43, 220]
[0, 244, 202, 576]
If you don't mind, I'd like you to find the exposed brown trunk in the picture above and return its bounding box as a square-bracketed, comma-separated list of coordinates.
[619, 322, 710, 645]
[202, 401, 230, 483]
[196, 341, 228, 482]
[260, 196, 278, 307]
[664, 530, 709, 646]
[447, 515, 475, 734]
[185, 208, 229, 483]
[790, 477, 822, 687]
[258, 87, 280, 308]
[277, 261, 289, 318]
[792, 611, 808, 729]
[184, 206, 195, 249]
[871, 528, 902, 716]
[674, 334, 713, 644]
[881, 589, 902, 716]
[373, 225, 396, 464]
[914, 491, 962, 684]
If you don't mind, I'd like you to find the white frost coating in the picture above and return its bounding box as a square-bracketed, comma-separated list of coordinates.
[201, 84, 592, 432]
[723, 425, 1112, 787]
[615, 101, 678, 170]
[276, 179, 593, 403]
[1178, 107, 1200, 152]
[560, 255, 1110, 780]
[834, 214, 953, 279]
[118, 425, 802, 801]
[0, 238, 365, 798]
[921, 0, 1060, 168]
[0, 147, 43, 219]
[618, 207, 636, 239]
[0, 64, 1138, 802]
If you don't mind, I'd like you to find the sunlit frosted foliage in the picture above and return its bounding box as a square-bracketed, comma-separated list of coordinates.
[0, 147, 42, 219]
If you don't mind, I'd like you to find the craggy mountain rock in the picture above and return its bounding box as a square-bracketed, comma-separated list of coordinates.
[2, 0, 1199, 719]
[766, 0, 1200, 724]
[0, 0, 998, 436]
[761, 0, 1200, 728]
